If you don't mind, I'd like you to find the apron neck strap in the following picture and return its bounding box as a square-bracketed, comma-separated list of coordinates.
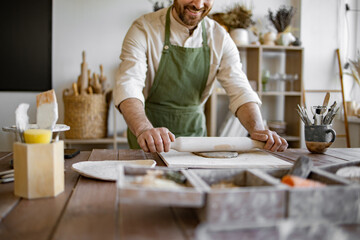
[165, 7, 208, 48]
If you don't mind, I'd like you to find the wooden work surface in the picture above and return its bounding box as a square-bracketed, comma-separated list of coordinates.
[0, 148, 360, 239]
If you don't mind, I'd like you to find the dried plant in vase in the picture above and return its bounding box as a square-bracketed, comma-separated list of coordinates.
[221, 3, 254, 46]
[268, 5, 296, 46]
[222, 3, 254, 30]
[268, 5, 295, 33]
[148, 0, 172, 12]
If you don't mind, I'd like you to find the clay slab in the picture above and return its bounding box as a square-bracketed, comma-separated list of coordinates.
[160, 149, 292, 169]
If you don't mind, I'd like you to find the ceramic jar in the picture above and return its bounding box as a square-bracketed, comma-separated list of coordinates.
[230, 28, 249, 46]
[276, 32, 296, 46]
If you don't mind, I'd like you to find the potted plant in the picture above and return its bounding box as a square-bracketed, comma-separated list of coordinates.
[221, 3, 254, 46]
[267, 5, 296, 46]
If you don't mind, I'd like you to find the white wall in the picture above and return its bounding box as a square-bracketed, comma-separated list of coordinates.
[0, 0, 358, 151]
[301, 0, 360, 147]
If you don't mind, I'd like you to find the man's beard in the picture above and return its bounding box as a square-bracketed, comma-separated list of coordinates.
[173, 0, 212, 27]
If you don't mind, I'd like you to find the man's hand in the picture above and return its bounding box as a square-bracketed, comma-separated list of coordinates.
[250, 129, 288, 152]
[236, 102, 288, 152]
[137, 127, 175, 152]
[119, 98, 176, 153]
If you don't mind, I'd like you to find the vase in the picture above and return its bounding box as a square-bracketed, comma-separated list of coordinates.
[263, 32, 276, 46]
[276, 32, 296, 46]
[230, 28, 249, 46]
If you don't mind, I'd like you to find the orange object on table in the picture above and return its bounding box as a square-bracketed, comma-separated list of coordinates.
[281, 175, 325, 187]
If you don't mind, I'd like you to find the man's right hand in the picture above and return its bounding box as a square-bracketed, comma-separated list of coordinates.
[137, 127, 175, 153]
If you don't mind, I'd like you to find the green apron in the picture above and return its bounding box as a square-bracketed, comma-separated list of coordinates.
[128, 7, 210, 149]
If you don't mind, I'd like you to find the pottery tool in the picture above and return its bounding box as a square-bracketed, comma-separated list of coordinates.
[320, 92, 330, 114]
[312, 106, 326, 125]
[36, 89, 58, 130]
[72, 82, 79, 96]
[0, 169, 14, 184]
[296, 104, 312, 125]
[323, 101, 339, 125]
[99, 64, 107, 87]
[80, 51, 88, 94]
[92, 73, 102, 93]
[281, 175, 325, 187]
[288, 156, 313, 178]
[170, 137, 265, 152]
[15, 103, 30, 143]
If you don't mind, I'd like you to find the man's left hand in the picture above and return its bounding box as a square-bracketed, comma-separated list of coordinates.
[250, 130, 288, 152]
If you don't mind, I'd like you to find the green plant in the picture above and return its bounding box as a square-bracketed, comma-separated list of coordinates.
[221, 3, 254, 29]
[268, 5, 295, 33]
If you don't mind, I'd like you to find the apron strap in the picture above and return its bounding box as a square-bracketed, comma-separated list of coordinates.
[201, 20, 208, 47]
[165, 7, 208, 51]
[164, 7, 172, 53]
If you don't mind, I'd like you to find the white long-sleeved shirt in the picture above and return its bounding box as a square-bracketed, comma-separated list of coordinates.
[113, 7, 261, 115]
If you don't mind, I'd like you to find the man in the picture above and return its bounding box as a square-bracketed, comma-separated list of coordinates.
[114, 0, 288, 153]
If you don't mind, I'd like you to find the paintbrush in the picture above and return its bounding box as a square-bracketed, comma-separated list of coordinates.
[15, 103, 30, 143]
[36, 89, 58, 130]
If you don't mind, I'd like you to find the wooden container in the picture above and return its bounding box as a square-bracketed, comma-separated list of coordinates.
[117, 166, 204, 207]
[189, 169, 287, 224]
[318, 160, 360, 184]
[13, 141, 64, 199]
[264, 168, 360, 223]
[195, 219, 350, 240]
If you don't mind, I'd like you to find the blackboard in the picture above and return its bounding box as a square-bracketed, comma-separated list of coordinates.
[0, 0, 52, 91]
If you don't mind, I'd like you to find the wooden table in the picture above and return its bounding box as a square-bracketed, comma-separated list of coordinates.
[1, 148, 360, 240]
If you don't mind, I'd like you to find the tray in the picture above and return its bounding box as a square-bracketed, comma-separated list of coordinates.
[117, 166, 204, 207]
[195, 219, 354, 240]
[188, 168, 287, 223]
[263, 168, 360, 224]
[318, 160, 360, 184]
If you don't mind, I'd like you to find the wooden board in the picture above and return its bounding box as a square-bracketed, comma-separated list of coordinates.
[159, 149, 292, 169]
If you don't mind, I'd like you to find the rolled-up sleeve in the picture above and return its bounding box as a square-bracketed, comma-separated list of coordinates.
[216, 34, 261, 114]
[113, 20, 148, 108]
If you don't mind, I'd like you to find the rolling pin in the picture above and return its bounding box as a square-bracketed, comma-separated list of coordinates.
[170, 137, 265, 152]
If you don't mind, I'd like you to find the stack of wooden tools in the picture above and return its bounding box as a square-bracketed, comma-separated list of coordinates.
[63, 51, 112, 139]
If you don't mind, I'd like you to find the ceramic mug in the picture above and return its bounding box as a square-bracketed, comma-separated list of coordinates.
[305, 125, 336, 154]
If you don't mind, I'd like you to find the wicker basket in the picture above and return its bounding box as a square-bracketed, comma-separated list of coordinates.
[63, 92, 110, 139]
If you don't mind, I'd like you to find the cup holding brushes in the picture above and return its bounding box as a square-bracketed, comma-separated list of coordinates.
[12, 89, 65, 199]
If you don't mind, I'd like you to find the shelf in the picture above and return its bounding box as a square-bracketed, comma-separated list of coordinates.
[205, 46, 303, 148]
[214, 88, 302, 97]
[63, 137, 127, 145]
[261, 91, 302, 96]
[345, 116, 360, 124]
[237, 45, 303, 51]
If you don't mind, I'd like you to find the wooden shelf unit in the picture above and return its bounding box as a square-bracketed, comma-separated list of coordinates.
[205, 45, 304, 148]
